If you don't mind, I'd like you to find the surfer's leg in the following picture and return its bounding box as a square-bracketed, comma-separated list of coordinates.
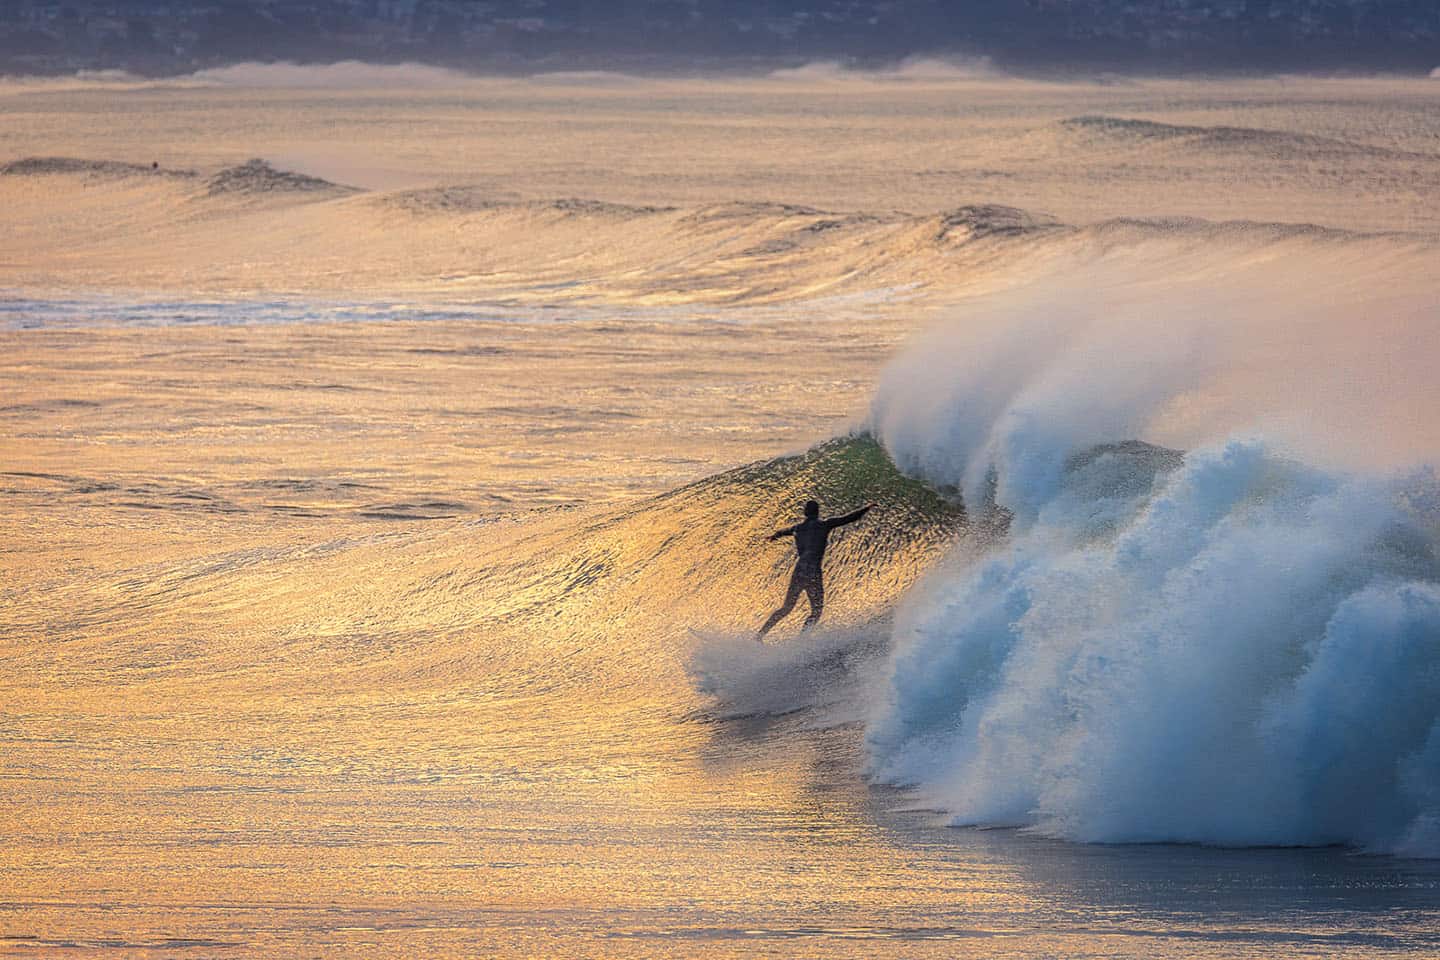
[801, 575, 824, 630]
[757, 572, 803, 638]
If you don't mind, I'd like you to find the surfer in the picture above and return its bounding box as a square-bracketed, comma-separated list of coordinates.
[756, 500, 876, 639]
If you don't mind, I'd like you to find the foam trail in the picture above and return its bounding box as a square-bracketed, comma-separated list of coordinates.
[865, 240, 1440, 855]
[688, 626, 888, 721]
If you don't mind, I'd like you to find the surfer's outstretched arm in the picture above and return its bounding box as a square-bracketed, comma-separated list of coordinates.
[767, 524, 798, 541]
[825, 503, 876, 530]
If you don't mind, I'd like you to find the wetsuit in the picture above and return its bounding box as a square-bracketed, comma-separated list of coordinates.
[757, 505, 872, 637]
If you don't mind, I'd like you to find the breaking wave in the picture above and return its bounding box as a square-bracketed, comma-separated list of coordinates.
[864, 239, 1440, 856]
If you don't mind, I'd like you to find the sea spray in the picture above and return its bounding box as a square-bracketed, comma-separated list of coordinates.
[866, 252, 1440, 854]
[687, 625, 889, 721]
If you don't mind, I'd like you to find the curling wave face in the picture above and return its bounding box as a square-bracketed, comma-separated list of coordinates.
[865, 236, 1440, 856]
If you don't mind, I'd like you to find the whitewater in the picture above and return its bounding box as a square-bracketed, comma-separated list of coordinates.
[3, 69, 1440, 957]
[867, 252, 1440, 856]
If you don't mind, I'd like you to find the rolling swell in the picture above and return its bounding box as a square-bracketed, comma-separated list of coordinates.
[3, 151, 1437, 304]
[0, 433, 959, 697]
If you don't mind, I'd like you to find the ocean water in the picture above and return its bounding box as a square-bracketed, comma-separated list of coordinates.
[4, 72, 1440, 957]
[6, 292, 1439, 957]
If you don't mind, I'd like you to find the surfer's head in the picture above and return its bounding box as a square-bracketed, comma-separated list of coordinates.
[803, 500, 820, 519]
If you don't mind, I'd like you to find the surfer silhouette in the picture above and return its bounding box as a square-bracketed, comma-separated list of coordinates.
[756, 500, 876, 639]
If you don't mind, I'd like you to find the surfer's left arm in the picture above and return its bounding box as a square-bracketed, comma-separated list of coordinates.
[826, 503, 877, 529]
[767, 524, 798, 541]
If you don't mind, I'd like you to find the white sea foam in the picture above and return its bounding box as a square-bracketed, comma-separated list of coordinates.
[865, 241, 1440, 854]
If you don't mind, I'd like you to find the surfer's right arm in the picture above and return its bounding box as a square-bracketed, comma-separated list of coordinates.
[826, 503, 876, 529]
[767, 525, 797, 541]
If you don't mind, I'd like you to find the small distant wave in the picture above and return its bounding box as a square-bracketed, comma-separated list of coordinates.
[0, 156, 196, 180]
[203, 158, 357, 198]
[0, 154, 353, 199]
[1060, 115, 1436, 161]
